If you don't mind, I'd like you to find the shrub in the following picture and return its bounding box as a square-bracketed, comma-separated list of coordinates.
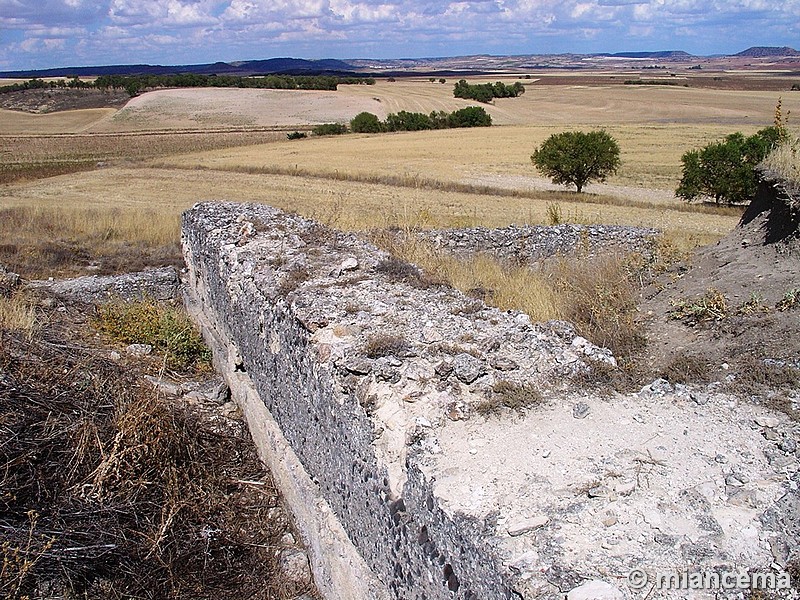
[350, 111, 382, 133]
[531, 130, 621, 193]
[669, 288, 729, 324]
[676, 127, 782, 204]
[286, 131, 307, 140]
[94, 300, 211, 370]
[364, 334, 410, 358]
[447, 106, 492, 128]
[476, 381, 542, 416]
[311, 122, 348, 136]
[453, 79, 525, 103]
[385, 111, 433, 132]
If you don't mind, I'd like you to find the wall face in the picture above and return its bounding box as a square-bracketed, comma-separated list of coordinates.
[183, 205, 548, 600]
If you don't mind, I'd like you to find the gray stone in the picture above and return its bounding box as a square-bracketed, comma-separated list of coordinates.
[279, 549, 312, 586]
[144, 375, 182, 396]
[566, 580, 624, 600]
[27, 266, 181, 304]
[453, 352, 485, 384]
[0, 264, 21, 297]
[126, 343, 153, 357]
[780, 437, 798, 454]
[507, 516, 549, 536]
[490, 355, 519, 371]
[573, 402, 590, 419]
[755, 415, 780, 428]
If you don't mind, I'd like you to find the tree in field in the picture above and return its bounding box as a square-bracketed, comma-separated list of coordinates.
[531, 130, 621, 193]
[676, 127, 783, 204]
[350, 112, 382, 133]
[447, 106, 492, 128]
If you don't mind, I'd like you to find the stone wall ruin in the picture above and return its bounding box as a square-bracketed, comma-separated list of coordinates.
[182, 202, 799, 600]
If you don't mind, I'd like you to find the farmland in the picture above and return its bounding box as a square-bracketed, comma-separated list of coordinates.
[0, 75, 797, 278]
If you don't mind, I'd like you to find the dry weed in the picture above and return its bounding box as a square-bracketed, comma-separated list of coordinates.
[0, 312, 311, 599]
[0, 293, 36, 336]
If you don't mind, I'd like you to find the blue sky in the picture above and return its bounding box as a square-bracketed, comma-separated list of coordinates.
[1, 0, 798, 70]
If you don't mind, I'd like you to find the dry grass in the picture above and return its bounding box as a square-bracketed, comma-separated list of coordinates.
[157, 122, 780, 192]
[0, 130, 284, 184]
[0, 205, 182, 278]
[761, 134, 800, 186]
[0, 311, 314, 600]
[373, 231, 562, 322]
[0, 293, 36, 336]
[372, 230, 648, 356]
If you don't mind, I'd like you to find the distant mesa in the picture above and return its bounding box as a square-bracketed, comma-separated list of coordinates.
[599, 50, 695, 59]
[735, 46, 800, 57]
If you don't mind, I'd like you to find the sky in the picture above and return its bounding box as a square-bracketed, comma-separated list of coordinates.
[0, 0, 799, 70]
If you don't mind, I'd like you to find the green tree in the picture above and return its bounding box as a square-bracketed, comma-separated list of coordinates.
[531, 130, 621, 193]
[384, 111, 433, 132]
[447, 106, 492, 128]
[350, 112, 382, 133]
[676, 127, 782, 204]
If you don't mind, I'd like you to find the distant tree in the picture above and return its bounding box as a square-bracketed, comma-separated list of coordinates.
[439, 78, 446, 84]
[312, 122, 348, 136]
[531, 130, 621, 193]
[676, 127, 782, 204]
[384, 110, 433, 132]
[447, 106, 492, 128]
[287, 131, 307, 140]
[350, 112, 382, 133]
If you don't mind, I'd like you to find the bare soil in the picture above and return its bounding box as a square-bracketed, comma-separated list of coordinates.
[638, 186, 800, 414]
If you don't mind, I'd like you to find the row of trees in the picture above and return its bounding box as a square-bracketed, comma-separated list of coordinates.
[95, 74, 375, 96]
[0, 77, 92, 94]
[0, 75, 376, 98]
[350, 107, 492, 133]
[453, 80, 525, 103]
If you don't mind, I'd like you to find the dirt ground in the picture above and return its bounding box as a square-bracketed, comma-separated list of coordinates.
[637, 182, 800, 415]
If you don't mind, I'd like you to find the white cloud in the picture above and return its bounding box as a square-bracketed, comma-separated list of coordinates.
[109, 0, 218, 26]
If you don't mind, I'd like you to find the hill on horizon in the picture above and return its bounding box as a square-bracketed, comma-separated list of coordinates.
[3, 46, 800, 79]
[735, 46, 800, 57]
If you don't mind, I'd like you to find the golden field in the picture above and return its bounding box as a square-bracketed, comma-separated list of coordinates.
[2, 77, 793, 281]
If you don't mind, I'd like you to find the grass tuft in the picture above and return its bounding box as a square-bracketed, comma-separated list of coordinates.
[93, 299, 211, 371]
[476, 381, 543, 416]
[0, 293, 36, 337]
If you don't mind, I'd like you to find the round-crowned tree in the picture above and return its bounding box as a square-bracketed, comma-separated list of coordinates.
[350, 111, 382, 133]
[531, 130, 621, 193]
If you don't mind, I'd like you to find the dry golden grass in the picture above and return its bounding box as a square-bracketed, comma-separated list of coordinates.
[157, 122, 775, 192]
[374, 231, 562, 321]
[0, 107, 115, 134]
[0, 293, 36, 335]
[0, 130, 284, 184]
[761, 134, 800, 186]
[0, 166, 738, 248]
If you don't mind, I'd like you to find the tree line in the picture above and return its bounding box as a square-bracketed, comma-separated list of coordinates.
[0, 77, 92, 94]
[290, 106, 492, 139]
[0, 74, 376, 98]
[453, 79, 525, 103]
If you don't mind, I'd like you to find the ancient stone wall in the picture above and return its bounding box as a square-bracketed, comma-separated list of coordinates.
[182, 203, 609, 599]
[183, 202, 798, 600]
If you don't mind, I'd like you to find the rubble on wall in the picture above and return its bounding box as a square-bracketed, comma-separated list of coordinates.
[414, 223, 658, 264]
